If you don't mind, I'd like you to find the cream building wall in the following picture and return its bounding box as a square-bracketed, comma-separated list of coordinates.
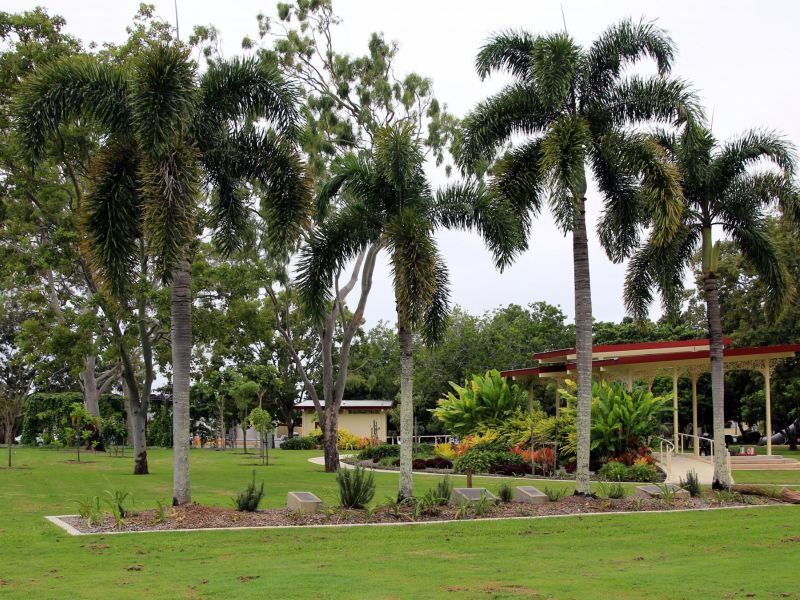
[300, 409, 388, 441]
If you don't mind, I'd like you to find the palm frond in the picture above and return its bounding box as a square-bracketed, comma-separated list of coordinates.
[198, 56, 300, 136]
[457, 83, 549, 169]
[130, 43, 196, 162]
[530, 32, 580, 111]
[421, 257, 451, 346]
[587, 18, 675, 89]
[727, 222, 791, 317]
[208, 177, 251, 256]
[711, 129, 796, 192]
[384, 209, 438, 327]
[490, 139, 547, 234]
[374, 123, 427, 198]
[140, 142, 200, 282]
[296, 201, 381, 321]
[81, 141, 141, 299]
[435, 180, 526, 270]
[14, 56, 131, 164]
[603, 75, 700, 128]
[475, 30, 536, 80]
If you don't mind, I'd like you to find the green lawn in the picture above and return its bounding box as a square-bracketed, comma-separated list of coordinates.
[734, 470, 800, 485]
[1, 447, 800, 599]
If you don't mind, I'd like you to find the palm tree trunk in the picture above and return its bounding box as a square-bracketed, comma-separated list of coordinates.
[398, 317, 414, 500]
[704, 271, 732, 488]
[171, 259, 192, 505]
[573, 196, 593, 496]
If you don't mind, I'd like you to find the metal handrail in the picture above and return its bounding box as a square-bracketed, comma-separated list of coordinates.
[655, 436, 675, 480]
[677, 433, 714, 458]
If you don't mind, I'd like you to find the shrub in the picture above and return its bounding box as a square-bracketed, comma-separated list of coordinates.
[281, 435, 318, 450]
[337, 428, 370, 450]
[412, 458, 428, 470]
[431, 369, 527, 436]
[608, 483, 625, 499]
[357, 444, 400, 461]
[432, 477, 452, 504]
[543, 486, 567, 502]
[336, 466, 375, 508]
[680, 469, 701, 497]
[424, 457, 452, 469]
[378, 456, 400, 467]
[76, 496, 102, 527]
[234, 471, 265, 512]
[412, 443, 437, 458]
[489, 463, 532, 476]
[146, 404, 172, 447]
[434, 442, 457, 460]
[497, 482, 513, 503]
[598, 460, 658, 483]
[104, 489, 131, 518]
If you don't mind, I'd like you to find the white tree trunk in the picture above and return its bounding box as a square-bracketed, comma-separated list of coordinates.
[572, 197, 593, 496]
[81, 355, 101, 418]
[130, 403, 148, 474]
[171, 260, 192, 505]
[704, 272, 732, 488]
[398, 320, 414, 499]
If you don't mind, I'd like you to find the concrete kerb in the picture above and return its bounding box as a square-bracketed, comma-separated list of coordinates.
[44, 503, 788, 537]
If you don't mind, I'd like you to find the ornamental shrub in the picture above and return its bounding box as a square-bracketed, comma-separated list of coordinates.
[598, 460, 658, 483]
[357, 444, 400, 461]
[336, 466, 375, 508]
[281, 435, 317, 450]
[234, 471, 265, 512]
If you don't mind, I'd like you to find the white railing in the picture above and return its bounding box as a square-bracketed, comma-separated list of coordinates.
[388, 435, 454, 446]
[656, 436, 675, 481]
[677, 433, 714, 459]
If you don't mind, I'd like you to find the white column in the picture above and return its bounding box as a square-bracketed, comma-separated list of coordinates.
[764, 363, 772, 456]
[691, 370, 699, 456]
[673, 367, 679, 448]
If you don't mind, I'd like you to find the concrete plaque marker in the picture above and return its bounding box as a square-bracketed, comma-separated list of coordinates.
[635, 484, 689, 499]
[514, 486, 548, 504]
[452, 488, 497, 503]
[287, 491, 323, 512]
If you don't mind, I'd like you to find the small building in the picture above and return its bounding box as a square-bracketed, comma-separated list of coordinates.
[296, 399, 393, 442]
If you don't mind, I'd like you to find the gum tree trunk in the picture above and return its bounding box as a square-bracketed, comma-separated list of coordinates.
[573, 196, 593, 496]
[171, 260, 192, 505]
[704, 271, 732, 488]
[81, 356, 101, 418]
[130, 403, 148, 474]
[322, 410, 339, 472]
[398, 319, 414, 500]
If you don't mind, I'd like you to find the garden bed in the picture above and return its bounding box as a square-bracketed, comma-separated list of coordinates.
[343, 457, 667, 483]
[55, 491, 781, 535]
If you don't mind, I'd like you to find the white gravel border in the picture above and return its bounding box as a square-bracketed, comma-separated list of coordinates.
[44, 503, 789, 536]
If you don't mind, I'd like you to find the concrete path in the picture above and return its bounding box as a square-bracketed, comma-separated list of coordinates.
[659, 453, 717, 485]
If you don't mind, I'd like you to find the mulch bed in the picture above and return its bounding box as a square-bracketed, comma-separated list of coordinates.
[61, 491, 785, 534]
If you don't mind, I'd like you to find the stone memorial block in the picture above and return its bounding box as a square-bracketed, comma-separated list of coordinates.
[287, 491, 323, 512]
[452, 488, 497, 504]
[514, 486, 548, 504]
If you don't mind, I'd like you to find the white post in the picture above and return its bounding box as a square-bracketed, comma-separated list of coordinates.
[691, 370, 699, 456]
[764, 363, 772, 457]
[673, 368, 679, 448]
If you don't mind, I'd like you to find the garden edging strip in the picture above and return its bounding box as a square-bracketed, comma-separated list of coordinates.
[44, 503, 789, 536]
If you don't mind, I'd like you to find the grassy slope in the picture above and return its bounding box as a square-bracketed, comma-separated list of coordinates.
[0, 447, 799, 599]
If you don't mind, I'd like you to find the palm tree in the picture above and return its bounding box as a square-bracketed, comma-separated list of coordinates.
[624, 122, 797, 488]
[299, 123, 522, 498]
[15, 44, 309, 502]
[458, 19, 695, 494]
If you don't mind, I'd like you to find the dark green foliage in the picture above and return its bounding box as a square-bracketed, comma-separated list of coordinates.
[357, 444, 400, 461]
[598, 461, 659, 483]
[453, 448, 527, 475]
[336, 466, 375, 508]
[20, 392, 124, 444]
[433, 476, 453, 504]
[680, 470, 702, 497]
[497, 481, 513, 503]
[234, 470, 265, 512]
[280, 435, 317, 450]
[608, 483, 626, 499]
[543, 486, 567, 502]
[146, 405, 172, 447]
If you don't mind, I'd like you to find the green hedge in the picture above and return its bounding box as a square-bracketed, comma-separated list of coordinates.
[21, 392, 124, 444]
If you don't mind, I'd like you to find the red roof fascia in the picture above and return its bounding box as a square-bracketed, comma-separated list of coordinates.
[589, 343, 800, 369]
[500, 364, 568, 378]
[533, 338, 732, 361]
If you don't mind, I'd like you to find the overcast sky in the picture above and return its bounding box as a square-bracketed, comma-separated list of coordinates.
[11, 0, 800, 328]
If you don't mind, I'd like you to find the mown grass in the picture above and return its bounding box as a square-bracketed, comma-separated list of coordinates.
[1, 447, 800, 599]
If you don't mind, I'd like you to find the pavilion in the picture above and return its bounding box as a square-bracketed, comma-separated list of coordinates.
[501, 338, 800, 456]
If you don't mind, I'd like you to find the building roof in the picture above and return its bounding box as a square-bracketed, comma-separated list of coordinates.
[502, 341, 800, 382]
[295, 399, 394, 410]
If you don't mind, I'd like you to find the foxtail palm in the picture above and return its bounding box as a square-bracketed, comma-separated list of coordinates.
[624, 123, 797, 488]
[16, 44, 309, 501]
[458, 20, 695, 494]
[299, 123, 522, 498]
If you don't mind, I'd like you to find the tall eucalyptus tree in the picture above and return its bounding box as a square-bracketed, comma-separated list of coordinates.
[458, 19, 695, 494]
